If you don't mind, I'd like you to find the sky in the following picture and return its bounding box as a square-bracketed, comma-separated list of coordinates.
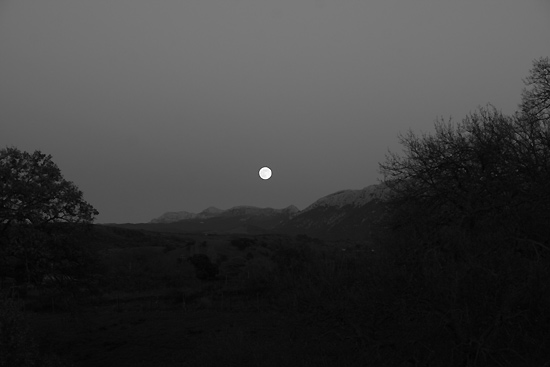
[1, 0, 549, 224]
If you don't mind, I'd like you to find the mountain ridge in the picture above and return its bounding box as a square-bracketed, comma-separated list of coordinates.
[150, 204, 299, 224]
[133, 183, 389, 240]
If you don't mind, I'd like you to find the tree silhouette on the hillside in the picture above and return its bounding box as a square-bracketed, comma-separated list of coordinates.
[374, 57, 550, 365]
[380, 107, 527, 242]
[187, 254, 219, 280]
[0, 147, 99, 289]
[520, 56, 550, 124]
[379, 57, 550, 254]
[0, 147, 98, 232]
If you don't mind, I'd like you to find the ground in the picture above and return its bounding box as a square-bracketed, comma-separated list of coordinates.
[26, 295, 367, 367]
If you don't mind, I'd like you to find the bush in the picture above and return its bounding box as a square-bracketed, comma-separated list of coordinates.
[230, 238, 255, 251]
[187, 254, 219, 280]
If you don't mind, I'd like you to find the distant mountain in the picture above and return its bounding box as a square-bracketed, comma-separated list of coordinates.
[198, 206, 224, 218]
[150, 211, 196, 223]
[273, 184, 390, 240]
[150, 205, 299, 224]
[222, 205, 300, 217]
[142, 205, 300, 235]
[300, 184, 389, 213]
[150, 206, 224, 223]
[113, 184, 389, 240]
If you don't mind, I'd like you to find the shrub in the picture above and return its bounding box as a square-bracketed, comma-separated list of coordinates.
[187, 254, 219, 280]
[230, 238, 255, 251]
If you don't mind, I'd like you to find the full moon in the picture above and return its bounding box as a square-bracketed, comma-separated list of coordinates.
[259, 166, 272, 180]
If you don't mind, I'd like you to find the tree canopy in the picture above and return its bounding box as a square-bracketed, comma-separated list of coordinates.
[0, 147, 98, 234]
[0, 147, 99, 286]
[378, 57, 550, 256]
[520, 56, 550, 124]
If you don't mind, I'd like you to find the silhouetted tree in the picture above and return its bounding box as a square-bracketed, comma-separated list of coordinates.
[0, 147, 99, 290]
[0, 147, 98, 232]
[230, 237, 255, 251]
[379, 56, 550, 255]
[379, 106, 525, 247]
[520, 56, 550, 124]
[375, 58, 550, 364]
[510, 57, 550, 251]
[187, 254, 219, 280]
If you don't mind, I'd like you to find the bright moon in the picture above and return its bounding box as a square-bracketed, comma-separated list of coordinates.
[259, 166, 272, 180]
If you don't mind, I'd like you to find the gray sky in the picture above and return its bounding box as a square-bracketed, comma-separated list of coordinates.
[1, 0, 549, 224]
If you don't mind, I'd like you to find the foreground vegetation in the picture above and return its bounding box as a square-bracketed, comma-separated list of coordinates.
[1, 226, 549, 367]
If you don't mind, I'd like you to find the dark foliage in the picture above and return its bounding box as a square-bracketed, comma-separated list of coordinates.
[520, 56, 550, 123]
[0, 147, 98, 233]
[187, 254, 219, 280]
[374, 57, 550, 365]
[0, 147, 100, 296]
[230, 237, 255, 250]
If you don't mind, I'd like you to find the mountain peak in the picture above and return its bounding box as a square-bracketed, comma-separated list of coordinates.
[142, 183, 389, 240]
[223, 206, 276, 216]
[284, 204, 299, 212]
[150, 211, 196, 223]
[300, 184, 388, 214]
[200, 206, 223, 214]
[147, 184, 390, 239]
